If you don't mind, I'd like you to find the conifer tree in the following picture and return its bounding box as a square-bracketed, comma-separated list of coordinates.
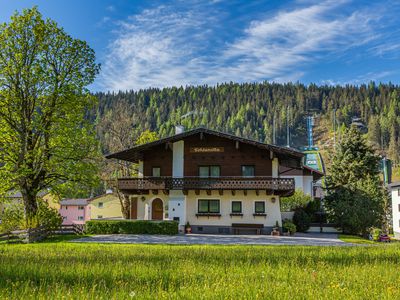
[325, 126, 385, 236]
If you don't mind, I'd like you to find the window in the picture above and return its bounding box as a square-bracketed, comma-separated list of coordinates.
[78, 206, 84, 210]
[98, 202, 103, 208]
[97, 215, 103, 219]
[77, 216, 84, 221]
[398, 204, 400, 212]
[231, 201, 242, 213]
[152, 167, 161, 177]
[198, 199, 220, 213]
[242, 165, 255, 177]
[254, 201, 265, 213]
[398, 189, 400, 197]
[65, 206, 68, 210]
[199, 166, 220, 178]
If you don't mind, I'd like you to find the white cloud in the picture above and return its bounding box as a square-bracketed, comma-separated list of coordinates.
[98, 0, 385, 91]
[106, 5, 115, 12]
[322, 70, 396, 86]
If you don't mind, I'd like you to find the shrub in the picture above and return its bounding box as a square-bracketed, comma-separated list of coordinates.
[36, 200, 63, 231]
[280, 189, 312, 211]
[86, 220, 179, 235]
[293, 208, 311, 232]
[0, 203, 24, 232]
[283, 219, 296, 235]
[304, 199, 327, 223]
[0, 199, 62, 232]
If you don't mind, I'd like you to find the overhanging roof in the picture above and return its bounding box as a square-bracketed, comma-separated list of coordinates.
[388, 182, 400, 189]
[60, 199, 89, 206]
[105, 127, 304, 163]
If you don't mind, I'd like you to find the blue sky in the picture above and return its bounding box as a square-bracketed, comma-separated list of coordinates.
[1, 0, 400, 92]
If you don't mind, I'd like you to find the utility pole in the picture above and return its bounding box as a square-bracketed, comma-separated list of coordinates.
[333, 109, 336, 148]
[286, 106, 290, 147]
[272, 113, 276, 145]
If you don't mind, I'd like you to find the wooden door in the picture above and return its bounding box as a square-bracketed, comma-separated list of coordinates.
[130, 198, 138, 219]
[152, 198, 163, 220]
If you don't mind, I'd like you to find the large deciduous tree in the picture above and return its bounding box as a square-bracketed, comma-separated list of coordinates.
[324, 126, 385, 236]
[0, 8, 100, 221]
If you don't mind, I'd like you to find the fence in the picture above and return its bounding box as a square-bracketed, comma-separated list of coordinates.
[0, 224, 86, 243]
[54, 224, 85, 235]
[0, 225, 48, 243]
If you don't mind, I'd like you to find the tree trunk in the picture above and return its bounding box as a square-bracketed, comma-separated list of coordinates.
[117, 190, 131, 219]
[21, 189, 38, 225]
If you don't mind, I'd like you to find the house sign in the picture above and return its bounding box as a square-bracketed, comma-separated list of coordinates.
[189, 147, 224, 153]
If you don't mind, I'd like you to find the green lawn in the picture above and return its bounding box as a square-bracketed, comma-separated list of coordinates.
[1, 240, 400, 299]
[338, 234, 378, 244]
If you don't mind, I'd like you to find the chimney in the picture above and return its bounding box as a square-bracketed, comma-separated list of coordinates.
[175, 125, 185, 134]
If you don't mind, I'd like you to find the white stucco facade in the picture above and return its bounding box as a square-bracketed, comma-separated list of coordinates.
[280, 175, 313, 196]
[390, 183, 400, 239]
[134, 190, 282, 234]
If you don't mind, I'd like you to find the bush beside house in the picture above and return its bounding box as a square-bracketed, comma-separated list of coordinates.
[86, 220, 179, 235]
[293, 208, 311, 232]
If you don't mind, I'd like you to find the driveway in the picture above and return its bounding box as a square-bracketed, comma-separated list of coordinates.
[72, 233, 353, 246]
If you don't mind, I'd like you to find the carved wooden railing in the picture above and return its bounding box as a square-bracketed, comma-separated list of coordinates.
[117, 177, 295, 191]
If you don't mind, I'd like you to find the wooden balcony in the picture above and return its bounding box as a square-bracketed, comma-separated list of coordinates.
[117, 177, 295, 196]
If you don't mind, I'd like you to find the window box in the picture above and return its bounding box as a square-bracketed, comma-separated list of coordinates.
[195, 213, 221, 218]
[230, 213, 243, 217]
[253, 213, 267, 217]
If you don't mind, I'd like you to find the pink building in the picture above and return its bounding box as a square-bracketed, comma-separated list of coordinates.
[59, 199, 91, 225]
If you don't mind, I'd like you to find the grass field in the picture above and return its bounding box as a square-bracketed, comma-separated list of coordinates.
[1, 238, 400, 299]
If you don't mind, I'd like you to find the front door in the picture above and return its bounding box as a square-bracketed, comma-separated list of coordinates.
[130, 198, 138, 219]
[152, 198, 163, 220]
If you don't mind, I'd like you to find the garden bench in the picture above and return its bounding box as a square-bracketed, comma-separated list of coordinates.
[232, 223, 264, 235]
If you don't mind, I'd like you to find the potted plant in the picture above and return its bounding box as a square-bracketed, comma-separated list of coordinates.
[271, 221, 280, 236]
[185, 222, 192, 234]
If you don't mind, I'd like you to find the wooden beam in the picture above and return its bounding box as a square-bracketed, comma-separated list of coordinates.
[206, 190, 211, 196]
[195, 190, 200, 195]
[218, 190, 223, 196]
[255, 190, 259, 196]
[182, 190, 188, 195]
[151, 190, 158, 195]
[243, 190, 247, 196]
[231, 190, 236, 196]
[162, 190, 169, 195]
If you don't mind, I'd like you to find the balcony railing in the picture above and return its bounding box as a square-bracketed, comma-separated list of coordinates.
[117, 177, 295, 194]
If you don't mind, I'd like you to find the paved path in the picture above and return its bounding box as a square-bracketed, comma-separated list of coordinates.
[72, 233, 354, 246]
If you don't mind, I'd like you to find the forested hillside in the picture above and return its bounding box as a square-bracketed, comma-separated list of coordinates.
[95, 82, 400, 168]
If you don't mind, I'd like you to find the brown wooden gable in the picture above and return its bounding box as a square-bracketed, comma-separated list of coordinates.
[105, 127, 303, 163]
[142, 143, 173, 176]
[183, 133, 273, 176]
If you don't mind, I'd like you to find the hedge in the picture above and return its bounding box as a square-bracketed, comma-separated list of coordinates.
[85, 220, 179, 235]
